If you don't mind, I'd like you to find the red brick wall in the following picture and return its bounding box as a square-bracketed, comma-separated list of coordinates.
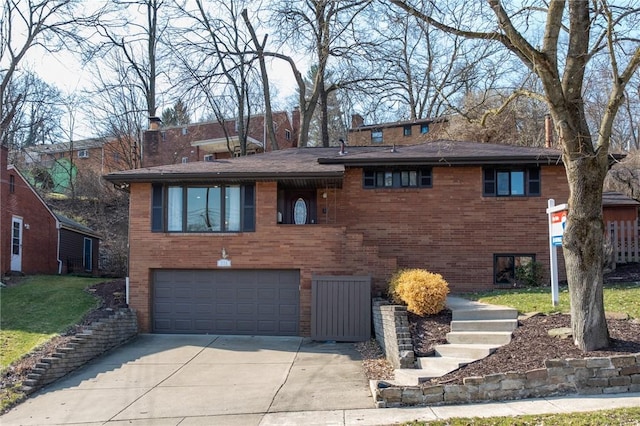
[1, 146, 7, 274]
[127, 163, 569, 335]
[334, 166, 569, 292]
[142, 112, 298, 167]
[603, 206, 638, 224]
[2, 167, 59, 275]
[348, 121, 447, 146]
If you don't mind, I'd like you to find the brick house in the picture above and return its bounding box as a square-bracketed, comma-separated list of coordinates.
[1, 145, 101, 276]
[348, 114, 448, 146]
[142, 110, 299, 167]
[17, 137, 133, 192]
[104, 140, 584, 337]
[602, 191, 640, 224]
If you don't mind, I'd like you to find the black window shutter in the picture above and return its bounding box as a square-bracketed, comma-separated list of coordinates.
[151, 183, 163, 232]
[483, 168, 496, 196]
[243, 185, 256, 232]
[528, 168, 541, 195]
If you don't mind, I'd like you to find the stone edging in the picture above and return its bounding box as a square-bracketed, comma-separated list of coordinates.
[373, 353, 640, 407]
[21, 308, 138, 394]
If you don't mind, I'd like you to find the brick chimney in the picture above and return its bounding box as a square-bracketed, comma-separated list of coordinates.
[149, 116, 162, 130]
[545, 114, 554, 148]
[351, 114, 364, 128]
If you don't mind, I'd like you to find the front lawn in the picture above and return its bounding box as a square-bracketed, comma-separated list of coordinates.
[405, 406, 640, 425]
[460, 283, 640, 318]
[0, 275, 105, 369]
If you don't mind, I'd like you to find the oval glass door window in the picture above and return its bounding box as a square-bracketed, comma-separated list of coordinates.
[294, 198, 307, 225]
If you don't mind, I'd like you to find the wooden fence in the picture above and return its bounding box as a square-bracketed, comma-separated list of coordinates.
[606, 220, 640, 263]
[311, 275, 371, 342]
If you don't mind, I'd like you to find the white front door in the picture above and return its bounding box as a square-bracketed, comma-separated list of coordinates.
[11, 216, 23, 272]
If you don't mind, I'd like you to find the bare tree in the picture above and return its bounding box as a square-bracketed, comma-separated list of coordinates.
[93, 0, 166, 119]
[270, 0, 371, 147]
[2, 71, 65, 149]
[352, 2, 508, 123]
[171, 0, 263, 156]
[88, 55, 148, 171]
[390, 0, 640, 351]
[0, 0, 105, 145]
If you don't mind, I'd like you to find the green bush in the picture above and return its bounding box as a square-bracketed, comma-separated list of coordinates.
[389, 268, 450, 315]
[515, 260, 544, 287]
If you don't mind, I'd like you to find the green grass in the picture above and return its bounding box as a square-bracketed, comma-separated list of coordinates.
[404, 406, 640, 425]
[459, 283, 640, 318]
[0, 275, 105, 369]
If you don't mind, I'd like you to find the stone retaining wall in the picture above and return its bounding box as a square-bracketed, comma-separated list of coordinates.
[21, 308, 138, 394]
[374, 353, 640, 407]
[372, 299, 415, 369]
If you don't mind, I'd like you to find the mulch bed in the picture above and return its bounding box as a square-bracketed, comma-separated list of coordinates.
[408, 263, 640, 386]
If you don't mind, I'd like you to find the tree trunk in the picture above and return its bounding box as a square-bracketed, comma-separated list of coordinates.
[561, 130, 610, 351]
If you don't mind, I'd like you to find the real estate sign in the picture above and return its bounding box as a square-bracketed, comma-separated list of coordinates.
[547, 200, 568, 307]
[550, 210, 567, 246]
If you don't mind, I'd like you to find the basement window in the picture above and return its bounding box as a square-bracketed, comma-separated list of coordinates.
[494, 254, 535, 285]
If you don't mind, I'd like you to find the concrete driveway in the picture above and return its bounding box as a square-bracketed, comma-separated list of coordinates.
[1, 334, 374, 425]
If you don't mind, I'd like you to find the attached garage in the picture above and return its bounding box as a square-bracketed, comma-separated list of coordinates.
[153, 269, 300, 335]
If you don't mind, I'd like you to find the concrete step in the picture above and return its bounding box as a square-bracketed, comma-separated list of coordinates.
[392, 356, 478, 386]
[452, 307, 518, 321]
[451, 319, 518, 332]
[434, 343, 497, 359]
[416, 356, 474, 371]
[446, 331, 513, 345]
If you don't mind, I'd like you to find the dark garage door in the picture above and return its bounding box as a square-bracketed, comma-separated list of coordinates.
[153, 269, 300, 335]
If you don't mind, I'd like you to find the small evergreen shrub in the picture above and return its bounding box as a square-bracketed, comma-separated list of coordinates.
[389, 268, 449, 315]
[515, 260, 544, 287]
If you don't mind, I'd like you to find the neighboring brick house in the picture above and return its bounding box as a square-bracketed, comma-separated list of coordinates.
[17, 137, 133, 192]
[104, 140, 590, 337]
[1, 145, 101, 276]
[142, 110, 299, 167]
[602, 191, 639, 224]
[347, 114, 448, 146]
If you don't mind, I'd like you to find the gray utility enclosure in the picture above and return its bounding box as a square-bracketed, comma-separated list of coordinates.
[311, 275, 372, 342]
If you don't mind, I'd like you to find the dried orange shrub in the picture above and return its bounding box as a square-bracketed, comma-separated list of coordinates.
[389, 268, 449, 316]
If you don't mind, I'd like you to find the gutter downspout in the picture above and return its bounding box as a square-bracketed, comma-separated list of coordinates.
[56, 220, 63, 274]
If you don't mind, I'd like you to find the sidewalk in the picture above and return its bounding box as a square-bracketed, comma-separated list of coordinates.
[258, 392, 640, 425]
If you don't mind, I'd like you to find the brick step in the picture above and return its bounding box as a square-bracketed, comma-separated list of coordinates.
[434, 343, 497, 359]
[450, 319, 518, 332]
[451, 307, 518, 321]
[446, 331, 513, 345]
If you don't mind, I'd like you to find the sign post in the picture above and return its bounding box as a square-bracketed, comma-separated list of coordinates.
[546, 199, 568, 306]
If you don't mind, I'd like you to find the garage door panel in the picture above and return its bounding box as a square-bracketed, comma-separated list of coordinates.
[258, 305, 276, 315]
[153, 269, 299, 335]
[279, 321, 298, 333]
[236, 288, 255, 299]
[279, 304, 297, 315]
[258, 321, 276, 332]
[237, 303, 255, 315]
[174, 319, 194, 331]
